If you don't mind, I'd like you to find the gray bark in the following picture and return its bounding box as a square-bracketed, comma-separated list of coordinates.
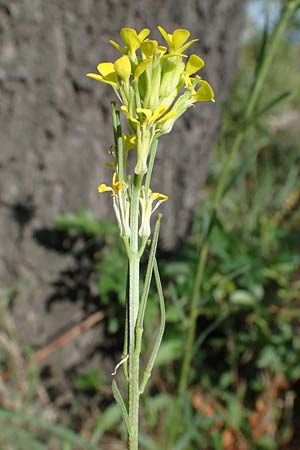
[0, 0, 245, 369]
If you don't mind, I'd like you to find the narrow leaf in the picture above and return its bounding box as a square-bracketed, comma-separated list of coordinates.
[112, 379, 131, 437]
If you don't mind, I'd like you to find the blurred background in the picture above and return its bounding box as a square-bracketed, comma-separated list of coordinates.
[0, 0, 300, 449]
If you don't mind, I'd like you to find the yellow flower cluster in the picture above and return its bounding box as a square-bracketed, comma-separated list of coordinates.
[87, 26, 214, 175]
[88, 27, 215, 239]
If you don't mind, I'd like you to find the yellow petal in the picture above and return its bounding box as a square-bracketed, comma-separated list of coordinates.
[114, 55, 131, 82]
[136, 108, 152, 122]
[192, 80, 215, 102]
[172, 29, 190, 50]
[152, 192, 168, 201]
[158, 45, 167, 55]
[102, 72, 118, 87]
[121, 105, 140, 123]
[141, 40, 158, 57]
[184, 72, 193, 87]
[109, 40, 126, 54]
[123, 134, 136, 152]
[156, 109, 177, 125]
[86, 72, 117, 87]
[86, 73, 104, 81]
[185, 54, 205, 76]
[114, 181, 126, 191]
[158, 26, 172, 46]
[179, 39, 199, 54]
[97, 62, 115, 76]
[138, 28, 150, 41]
[150, 105, 168, 123]
[134, 59, 151, 79]
[120, 28, 140, 54]
[98, 184, 112, 193]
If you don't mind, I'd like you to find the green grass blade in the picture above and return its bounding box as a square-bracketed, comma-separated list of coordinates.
[0, 408, 96, 450]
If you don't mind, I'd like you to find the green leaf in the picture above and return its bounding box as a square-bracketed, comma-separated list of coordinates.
[112, 380, 131, 436]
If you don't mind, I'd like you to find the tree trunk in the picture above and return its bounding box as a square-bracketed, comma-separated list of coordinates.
[0, 0, 246, 367]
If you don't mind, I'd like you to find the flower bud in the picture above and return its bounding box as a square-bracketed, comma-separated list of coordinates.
[159, 57, 184, 100]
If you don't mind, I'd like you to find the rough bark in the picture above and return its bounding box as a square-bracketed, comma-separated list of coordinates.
[0, 0, 246, 369]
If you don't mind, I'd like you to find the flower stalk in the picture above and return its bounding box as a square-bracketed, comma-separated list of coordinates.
[87, 26, 214, 449]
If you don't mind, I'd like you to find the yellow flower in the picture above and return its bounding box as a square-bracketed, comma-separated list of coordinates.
[157, 79, 215, 135]
[192, 79, 215, 102]
[123, 134, 137, 152]
[114, 55, 131, 83]
[139, 188, 168, 238]
[98, 173, 130, 236]
[134, 59, 152, 80]
[137, 105, 167, 124]
[98, 172, 125, 194]
[158, 26, 199, 55]
[110, 28, 150, 57]
[86, 56, 132, 87]
[120, 105, 140, 124]
[121, 105, 177, 130]
[140, 39, 158, 58]
[86, 62, 118, 87]
[137, 106, 178, 128]
[87, 27, 215, 144]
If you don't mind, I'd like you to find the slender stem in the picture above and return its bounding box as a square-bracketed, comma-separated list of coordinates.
[137, 215, 161, 330]
[144, 138, 158, 200]
[111, 102, 125, 182]
[128, 173, 143, 450]
[178, 242, 208, 394]
[178, 3, 296, 396]
[122, 263, 129, 382]
[244, 0, 298, 122]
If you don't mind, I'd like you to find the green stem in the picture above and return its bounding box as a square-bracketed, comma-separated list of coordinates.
[244, 0, 298, 122]
[128, 173, 143, 450]
[111, 102, 125, 182]
[144, 138, 158, 200]
[178, 2, 296, 395]
[178, 242, 208, 394]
